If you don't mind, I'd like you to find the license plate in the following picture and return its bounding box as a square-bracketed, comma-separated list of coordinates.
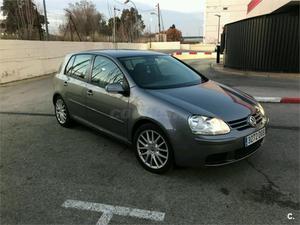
[245, 128, 266, 147]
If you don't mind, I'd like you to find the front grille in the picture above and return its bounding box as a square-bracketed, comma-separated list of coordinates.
[227, 110, 263, 131]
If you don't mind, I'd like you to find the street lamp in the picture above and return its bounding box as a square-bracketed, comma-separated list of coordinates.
[124, 0, 137, 10]
[150, 11, 158, 31]
[150, 11, 159, 42]
[215, 14, 221, 44]
[124, 0, 138, 22]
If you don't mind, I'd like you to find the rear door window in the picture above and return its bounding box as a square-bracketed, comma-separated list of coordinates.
[65, 54, 92, 80]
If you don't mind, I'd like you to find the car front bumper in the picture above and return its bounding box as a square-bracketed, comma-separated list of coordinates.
[171, 122, 268, 167]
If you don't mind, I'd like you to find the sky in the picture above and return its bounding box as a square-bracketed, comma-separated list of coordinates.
[0, 0, 205, 36]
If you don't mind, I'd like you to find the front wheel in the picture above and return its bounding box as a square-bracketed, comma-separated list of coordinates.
[134, 124, 174, 174]
[54, 96, 72, 127]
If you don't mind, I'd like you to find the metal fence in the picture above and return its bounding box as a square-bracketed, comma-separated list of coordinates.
[223, 9, 299, 73]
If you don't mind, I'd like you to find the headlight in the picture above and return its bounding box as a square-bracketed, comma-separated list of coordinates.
[257, 103, 265, 116]
[257, 103, 267, 125]
[188, 116, 230, 135]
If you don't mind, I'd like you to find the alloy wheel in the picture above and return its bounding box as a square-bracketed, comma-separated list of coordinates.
[137, 130, 169, 169]
[55, 99, 67, 124]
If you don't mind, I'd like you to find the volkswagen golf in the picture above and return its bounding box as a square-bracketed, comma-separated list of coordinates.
[53, 50, 268, 173]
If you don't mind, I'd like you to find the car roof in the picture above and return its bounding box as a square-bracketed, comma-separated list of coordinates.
[75, 49, 167, 58]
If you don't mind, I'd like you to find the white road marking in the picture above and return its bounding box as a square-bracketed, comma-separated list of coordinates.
[62, 199, 165, 225]
[254, 96, 282, 103]
[96, 211, 113, 225]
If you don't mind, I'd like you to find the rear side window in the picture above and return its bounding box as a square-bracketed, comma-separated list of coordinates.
[65, 54, 92, 80]
[64, 56, 75, 75]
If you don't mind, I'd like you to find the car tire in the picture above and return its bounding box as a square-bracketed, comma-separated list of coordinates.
[133, 123, 174, 174]
[54, 96, 72, 128]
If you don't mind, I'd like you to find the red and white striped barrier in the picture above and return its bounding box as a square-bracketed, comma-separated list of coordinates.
[254, 97, 300, 103]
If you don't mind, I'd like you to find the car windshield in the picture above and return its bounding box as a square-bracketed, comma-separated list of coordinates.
[118, 55, 205, 89]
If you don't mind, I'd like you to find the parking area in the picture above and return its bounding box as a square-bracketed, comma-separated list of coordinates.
[1, 59, 299, 225]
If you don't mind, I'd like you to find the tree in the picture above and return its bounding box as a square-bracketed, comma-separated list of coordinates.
[119, 7, 145, 42]
[1, 0, 45, 40]
[106, 17, 121, 36]
[59, 0, 106, 41]
[166, 24, 182, 42]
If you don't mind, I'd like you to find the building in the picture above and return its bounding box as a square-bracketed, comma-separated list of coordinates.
[204, 0, 250, 44]
[204, 0, 300, 44]
[223, 0, 300, 72]
[246, 0, 300, 17]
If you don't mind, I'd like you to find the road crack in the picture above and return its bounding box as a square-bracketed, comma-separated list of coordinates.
[246, 160, 300, 210]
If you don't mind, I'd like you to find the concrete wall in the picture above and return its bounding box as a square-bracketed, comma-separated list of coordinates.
[180, 43, 216, 51]
[0, 40, 150, 84]
[0, 40, 215, 84]
[180, 44, 191, 50]
[116, 42, 149, 50]
[150, 42, 181, 50]
[189, 43, 216, 52]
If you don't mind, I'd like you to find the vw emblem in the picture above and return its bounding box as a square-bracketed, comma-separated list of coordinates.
[248, 116, 257, 127]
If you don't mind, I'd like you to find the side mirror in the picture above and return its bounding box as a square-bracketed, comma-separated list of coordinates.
[105, 83, 126, 94]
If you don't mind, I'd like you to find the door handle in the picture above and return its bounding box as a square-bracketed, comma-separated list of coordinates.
[87, 90, 93, 96]
[63, 81, 68, 86]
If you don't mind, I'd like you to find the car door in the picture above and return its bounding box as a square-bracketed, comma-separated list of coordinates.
[64, 54, 92, 119]
[85, 55, 129, 139]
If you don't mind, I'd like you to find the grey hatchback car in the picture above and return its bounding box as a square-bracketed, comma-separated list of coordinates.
[53, 50, 268, 173]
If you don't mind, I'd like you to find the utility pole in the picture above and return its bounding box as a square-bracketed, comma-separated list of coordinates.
[156, 3, 161, 41]
[149, 18, 152, 49]
[113, 6, 120, 46]
[215, 14, 221, 63]
[215, 14, 221, 44]
[69, 14, 81, 41]
[69, 15, 73, 41]
[157, 3, 161, 34]
[42, 0, 49, 41]
[64, 10, 81, 41]
[35, 7, 42, 40]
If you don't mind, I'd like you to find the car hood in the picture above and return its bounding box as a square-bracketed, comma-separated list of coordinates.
[146, 80, 258, 122]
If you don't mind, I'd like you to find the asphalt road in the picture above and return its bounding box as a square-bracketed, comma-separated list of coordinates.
[1, 59, 299, 225]
[186, 59, 300, 98]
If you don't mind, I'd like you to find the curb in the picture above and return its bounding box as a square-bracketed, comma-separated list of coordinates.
[0, 73, 55, 87]
[211, 63, 300, 80]
[254, 97, 300, 103]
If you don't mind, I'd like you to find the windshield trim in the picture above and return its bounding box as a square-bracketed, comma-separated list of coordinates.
[140, 80, 202, 90]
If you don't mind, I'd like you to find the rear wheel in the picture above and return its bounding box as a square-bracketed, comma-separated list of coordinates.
[134, 124, 173, 174]
[54, 96, 72, 127]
